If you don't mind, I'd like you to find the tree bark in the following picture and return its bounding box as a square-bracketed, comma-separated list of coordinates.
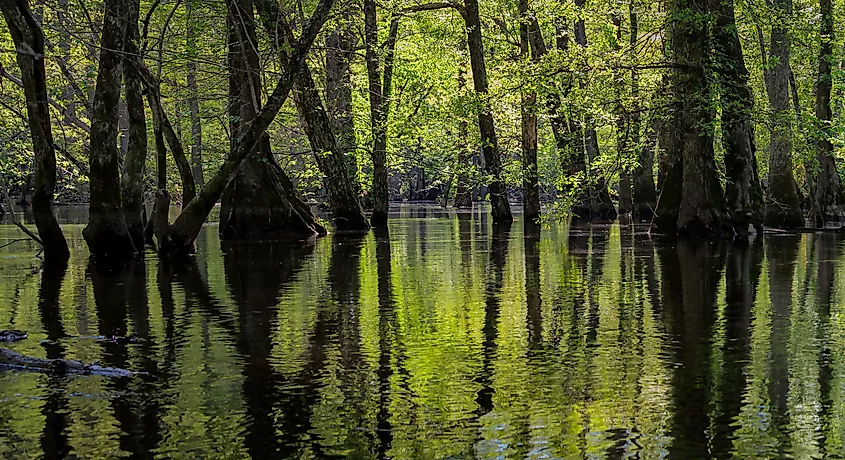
[713, 0, 765, 234]
[292, 64, 370, 231]
[325, 4, 360, 198]
[653, 0, 727, 236]
[462, 0, 513, 223]
[573, 0, 615, 220]
[812, 0, 844, 224]
[220, 0, 322, 240]
[519, 0, 540, 223]
[764, 0, 804, 228]
[185, 0, 205, 188]
[629, 3, 657, 220]
[0, 0, 70, 261]
[121, 0, 147, 248]
[614, 14, 633, 216]
[83, 0, 137, 257]
[156, 0, 335, 255]
[453, 42, 473, 208]
[363, 0, 394, 227]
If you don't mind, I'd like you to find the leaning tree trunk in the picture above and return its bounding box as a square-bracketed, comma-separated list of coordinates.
[220, 0, 323, 240]
[462, 0, 513, 224]
[764, 0, 804, 229]
[653, 0, 727, 236]
[325, 4, 361, 198]
[713, 0, 765, 234]
[0, 0, 70, 260]
[83, 0, 137, 257]
[812, 0, 844, 224]
[519, 0, 540, 223]
[121, 0, 147, 248]
[292, 64, 370, 231]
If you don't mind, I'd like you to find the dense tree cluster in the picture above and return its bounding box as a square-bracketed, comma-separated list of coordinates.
[2, 0, 845, 259]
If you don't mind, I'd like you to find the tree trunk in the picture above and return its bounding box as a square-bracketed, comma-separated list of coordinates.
[364, 0, 392, 227]
[519, 0, 540, 223]
[462, 0, 513, 224]
[292, 64, 370, 231]
[629, 3, 656, 220]
[121, 0, 147, 248]
[220, 0, 322, 240]
[713, 0, 765, 234]
[0, 0, 69, 260]
[453, 43, 473, 208]
[614, 14, 633, 216]
[186, 0, 205, 188]
[156, 0, 336, 255]
[83, 0, 137, 257]
[325, 5, 360, 198]
[573, 0, 616, 220]
[812, 0, 844, 224]
[653, 0, 727, 236]
[764, 0, 804, 229]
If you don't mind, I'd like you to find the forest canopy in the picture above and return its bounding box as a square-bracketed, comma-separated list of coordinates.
[1, 0, 845, 259]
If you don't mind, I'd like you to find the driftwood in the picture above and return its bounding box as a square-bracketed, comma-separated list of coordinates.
[0, 348, 138, 378]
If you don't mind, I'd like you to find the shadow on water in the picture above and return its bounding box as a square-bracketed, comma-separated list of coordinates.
[8, 209, 845, 458]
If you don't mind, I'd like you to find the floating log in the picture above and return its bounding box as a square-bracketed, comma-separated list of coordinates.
[0, 348, 138, 378]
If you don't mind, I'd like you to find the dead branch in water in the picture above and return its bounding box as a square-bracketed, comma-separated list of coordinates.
[0, 180, 42, 246]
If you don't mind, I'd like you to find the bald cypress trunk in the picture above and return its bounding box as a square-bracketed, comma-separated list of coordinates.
[812, 0, 844, 224]
[713, 0, 765, 234]
[654, 0, 727, 236]
[83, 0, 137, 257]
[462, 0, 513, 224]
[220, 0, 323, 240]
[764, 0, 804, 229]
[0, 0, 69, 260]
[121, 0, 147, 248]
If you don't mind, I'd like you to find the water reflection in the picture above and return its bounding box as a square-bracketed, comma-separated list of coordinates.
[4, 212, 845, 457]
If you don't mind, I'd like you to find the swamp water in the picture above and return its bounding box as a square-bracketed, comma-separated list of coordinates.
[0, 205, 843, 459]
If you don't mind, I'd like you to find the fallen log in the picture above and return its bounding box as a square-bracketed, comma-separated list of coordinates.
[0, 348, 138, 378]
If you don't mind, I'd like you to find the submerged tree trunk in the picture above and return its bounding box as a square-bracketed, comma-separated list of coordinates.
[519, 0, 540, 223]
[713, 0, 765, 234]
[0, 0, 70, 260]
[292, 64, 370, 231]
[325, 4, 360, 198]
[573, 0, 616, 220]
[83, 0, 137, 257]
[462, 0, 513, 224]
[363, 0, 395, 227]
[155, 0, 335, 255]
[220, 0, 322, 240]
[812, 0, 844, 224]
[628, 4, 656, 220]
[186, 0, 205, 188]
[654, 0, 727, 236]
[764, 0, 804, 229]
[121, 0, 147, 248]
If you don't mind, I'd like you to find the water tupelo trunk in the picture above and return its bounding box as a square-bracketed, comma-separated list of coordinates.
[220, 0, 323, 240]
[812, 0, 845, 224]
[83, 0, 137, 257]
[653, 0, 727, 237]
[713, 0, 765, 234]
[0, 0, 70, 261]
[461, 0, 513, 224]
[764, 0, 804, 229]
[519, 0, 540, 224]
[121, 0, 147, 248]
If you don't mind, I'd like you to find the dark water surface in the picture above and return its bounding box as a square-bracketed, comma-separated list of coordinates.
[1, 205, 843, 458]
